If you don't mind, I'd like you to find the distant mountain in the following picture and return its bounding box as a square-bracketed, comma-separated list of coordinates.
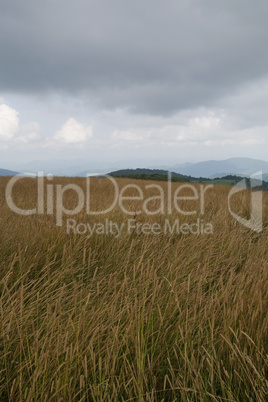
[172, 158, 268, 178]
[5, 157, 268, 179]
[11, 158, 168, 177]
[0, 168, 19, 176]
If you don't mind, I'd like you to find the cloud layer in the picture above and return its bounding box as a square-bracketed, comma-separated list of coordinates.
[1, 1, 268, 167]
[1, 0, 268, 115]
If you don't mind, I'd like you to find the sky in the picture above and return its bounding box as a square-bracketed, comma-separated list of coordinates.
[1, 0, 268, 172]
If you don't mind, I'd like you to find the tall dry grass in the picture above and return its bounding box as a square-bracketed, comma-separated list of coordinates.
[0, 176, 267, 401]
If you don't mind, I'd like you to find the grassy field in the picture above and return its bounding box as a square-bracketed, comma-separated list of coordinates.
[0, 176, 267, 401]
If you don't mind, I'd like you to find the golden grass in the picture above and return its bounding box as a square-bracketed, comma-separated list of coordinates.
[0, 176, 267, 401]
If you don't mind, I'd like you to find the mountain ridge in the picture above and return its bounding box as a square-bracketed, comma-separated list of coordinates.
[0, 168, 19, 176]
[172, 157, 268, 178]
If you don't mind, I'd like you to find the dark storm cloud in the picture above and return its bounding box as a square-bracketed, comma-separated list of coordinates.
[1, 0, 268, 115]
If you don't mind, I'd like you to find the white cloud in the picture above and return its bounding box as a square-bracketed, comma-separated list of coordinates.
[112, 130, 144, 142]
[0, 104, 19, 141]
[109, 110, 226, 148]
[203, 126, 267, 147]
[54, 118, 92, 144]
[16, 121, 41, 143]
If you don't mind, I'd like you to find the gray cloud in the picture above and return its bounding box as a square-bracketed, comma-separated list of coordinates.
[1, 0, 268, 115]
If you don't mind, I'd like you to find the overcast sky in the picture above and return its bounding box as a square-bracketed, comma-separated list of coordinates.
[1, 0, 268, 171]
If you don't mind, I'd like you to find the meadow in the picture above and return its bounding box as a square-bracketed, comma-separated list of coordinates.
[0, 176, 267, 401]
